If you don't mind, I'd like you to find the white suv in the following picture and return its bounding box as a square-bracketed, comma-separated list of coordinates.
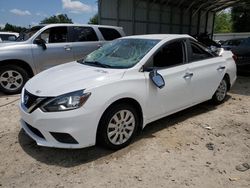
[0, 24, 125, 94]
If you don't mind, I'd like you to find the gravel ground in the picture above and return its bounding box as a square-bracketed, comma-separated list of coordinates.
[0, 76, 249, 188]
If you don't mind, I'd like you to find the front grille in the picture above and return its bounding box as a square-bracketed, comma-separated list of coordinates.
[23, 90, 49, 113]
[50, 132, 78, 144]
[26, 123, 45, 139]
[24, 90, 40, 109]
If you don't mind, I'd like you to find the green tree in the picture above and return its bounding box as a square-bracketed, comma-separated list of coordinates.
[2, 23, 26, 33]
[40, 14, 73, 24]
[88, 14, 98, 24]
[232, 6, 250, 32]
[214, 11, 232, 33]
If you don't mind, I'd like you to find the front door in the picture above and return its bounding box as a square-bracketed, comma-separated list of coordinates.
[144, 40, 193, 121]
[32, 26, 74, 72]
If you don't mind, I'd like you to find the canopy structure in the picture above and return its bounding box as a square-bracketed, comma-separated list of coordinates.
[98, 0, 250, 37]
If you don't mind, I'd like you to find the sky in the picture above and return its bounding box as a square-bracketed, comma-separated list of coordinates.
[0, 0, 98, 28]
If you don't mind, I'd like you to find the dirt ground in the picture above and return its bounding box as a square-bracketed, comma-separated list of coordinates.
[0, 76, 249, 188]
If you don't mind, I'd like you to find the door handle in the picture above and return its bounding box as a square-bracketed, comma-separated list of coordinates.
[183, 72, 193, 79]
[217, 66, 226, 71]
[64, 45, 71, 51]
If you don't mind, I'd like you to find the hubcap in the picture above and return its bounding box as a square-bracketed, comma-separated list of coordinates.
[107, 110, 135, 145]
[216, 80, 227, 101]
[0, 70, 23, 91]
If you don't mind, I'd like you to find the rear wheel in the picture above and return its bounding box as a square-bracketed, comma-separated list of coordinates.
[212, 78, 228, 104]
[97, 104, 139, 150]
[0, 65, 29, 94]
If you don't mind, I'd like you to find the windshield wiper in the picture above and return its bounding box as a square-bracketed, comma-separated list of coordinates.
[83, 61, 112, 68]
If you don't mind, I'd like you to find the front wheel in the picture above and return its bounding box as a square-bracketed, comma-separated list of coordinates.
[212, 78, 228, 104]
[0, 65, 29, 94]
[97, 104, 139, 150]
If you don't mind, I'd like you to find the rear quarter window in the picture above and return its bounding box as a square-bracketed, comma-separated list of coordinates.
[98, 27, 122, 41]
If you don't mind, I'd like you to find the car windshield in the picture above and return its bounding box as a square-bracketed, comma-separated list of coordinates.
[16, 26, 44, 41]
[79, 38, 160, 69]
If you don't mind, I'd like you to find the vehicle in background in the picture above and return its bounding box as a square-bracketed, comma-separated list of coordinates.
[0, 32, 19, 42]
[0, 24, 125, 94]
[221, 37, 250, 73]
[19, 34, 236, 150]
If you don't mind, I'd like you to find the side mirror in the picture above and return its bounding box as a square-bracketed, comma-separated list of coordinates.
[149, 69, 165, 89]
[34, 38, 47, 50]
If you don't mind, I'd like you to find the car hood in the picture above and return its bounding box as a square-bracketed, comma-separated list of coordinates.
[25, 62, 126, 97]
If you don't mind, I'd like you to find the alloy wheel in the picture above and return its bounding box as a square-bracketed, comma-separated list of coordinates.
[0, 70, 23, 91]
[107, 110, 135, 145]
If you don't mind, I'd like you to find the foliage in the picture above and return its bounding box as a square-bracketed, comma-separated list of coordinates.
[88, 14, 98, 24]
[214, 11, 232, 33]
[40, 14, 73, 24]
[231, 6, 250, 32]
[0, 23, 26, 33]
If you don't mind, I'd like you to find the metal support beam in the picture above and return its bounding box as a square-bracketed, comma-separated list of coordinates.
[188, 9, 192, 34]
[204, 11, 209, 33]
[146, 0, 149, 33]
[196, 10, 201, 34]
[116, 0, 120, 26]
[132, 0, 136, 34]
[98, 0, 102, 24]
[169, 5, 173, 33]
[180, 8, 183, 34]
[211, 12, 216, 38]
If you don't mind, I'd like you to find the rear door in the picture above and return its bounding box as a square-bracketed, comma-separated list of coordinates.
[69, 26, 101, 60]
[32, 26, 73, 71]
[186, 39, 226, 104]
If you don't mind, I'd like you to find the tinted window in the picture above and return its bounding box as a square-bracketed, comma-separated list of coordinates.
[71, 26, 98, 42]
[0, 34, 17, 41]
[39, 27, 68, 43]
[227, 39, 242, 46]
[189, 42, 213, 62]
[153, 41, 184, 68]
[98, 27, 121, 41]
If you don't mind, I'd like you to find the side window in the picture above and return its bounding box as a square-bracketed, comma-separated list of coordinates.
[71, 26, 98, 42]
[153, 41, 184, 68]
[98, 27, 122, 41]
[189, 42, 213, 62]
[39, 27, 68, 43]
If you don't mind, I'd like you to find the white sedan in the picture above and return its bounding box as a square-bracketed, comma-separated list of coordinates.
[19, 34, 237, 150]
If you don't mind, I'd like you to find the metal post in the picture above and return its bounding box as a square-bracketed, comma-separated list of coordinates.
[204, 11, 209, 33]
[169, 6, 173, 33]
[196, 10, 201, 35]
[146, 0, 149, 33]
[116, 0, 120, 26]
[188, 9, 192, 35]
[211, 12, 216, 39]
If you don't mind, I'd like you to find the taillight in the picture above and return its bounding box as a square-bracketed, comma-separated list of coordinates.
[232, 54, 237, 63]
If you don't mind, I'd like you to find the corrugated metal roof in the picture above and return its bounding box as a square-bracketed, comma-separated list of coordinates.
[142, 0, 250, 12]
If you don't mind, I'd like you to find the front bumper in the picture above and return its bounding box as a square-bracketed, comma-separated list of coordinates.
[19, 103, 100, 149]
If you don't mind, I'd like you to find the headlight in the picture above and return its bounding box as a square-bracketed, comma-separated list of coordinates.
[40, 90, 91, 112]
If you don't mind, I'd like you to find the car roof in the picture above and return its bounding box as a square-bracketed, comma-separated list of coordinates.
[37, 23, 123, 30]
[122, 34, 192, 41]
[0, 31, 19, 36]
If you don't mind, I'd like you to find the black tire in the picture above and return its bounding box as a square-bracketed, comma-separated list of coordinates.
[97, 103, 139, 150]
[0, 65, 29, 94]
[212, 77, 228, 104]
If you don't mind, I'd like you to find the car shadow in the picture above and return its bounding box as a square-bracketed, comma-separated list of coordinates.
[18, 97, 229, 167]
